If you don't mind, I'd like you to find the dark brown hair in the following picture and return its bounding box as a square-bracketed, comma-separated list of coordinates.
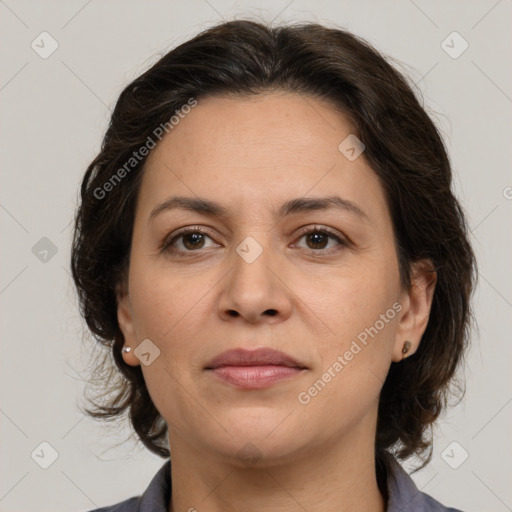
[71, 19, 476, 477]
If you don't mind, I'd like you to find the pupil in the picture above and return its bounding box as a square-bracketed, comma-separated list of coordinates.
[184, 233, 204, 250]
[308, 232, 327, 249]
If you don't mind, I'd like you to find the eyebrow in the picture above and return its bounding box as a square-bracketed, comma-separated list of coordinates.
[149, 195, 369, 222]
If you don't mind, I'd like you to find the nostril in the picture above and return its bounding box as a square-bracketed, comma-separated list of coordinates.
[265, 309, 278, 316]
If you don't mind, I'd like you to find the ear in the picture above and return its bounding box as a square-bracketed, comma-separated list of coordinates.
[116, 279, 141, 367]
[392, 260, 437, 362]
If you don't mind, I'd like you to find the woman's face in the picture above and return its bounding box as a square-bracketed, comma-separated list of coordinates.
[118, 92, 432, 465]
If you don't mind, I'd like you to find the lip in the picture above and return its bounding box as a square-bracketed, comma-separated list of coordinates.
[205, 348, 308, 390]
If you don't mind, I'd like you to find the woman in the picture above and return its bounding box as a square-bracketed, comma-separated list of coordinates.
[71, 19, 476, 512]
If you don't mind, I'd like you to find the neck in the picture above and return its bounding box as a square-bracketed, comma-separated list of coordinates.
[167, 427, 386, 512]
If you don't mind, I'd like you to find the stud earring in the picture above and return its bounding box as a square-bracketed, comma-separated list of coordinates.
[401, 341, 412, 359]
[122, 346, 131, 354]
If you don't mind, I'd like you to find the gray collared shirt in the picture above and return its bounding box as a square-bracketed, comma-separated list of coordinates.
[87, 457, 464, 512]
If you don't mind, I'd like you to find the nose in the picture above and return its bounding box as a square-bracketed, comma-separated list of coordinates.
[217, 239, 293, 324]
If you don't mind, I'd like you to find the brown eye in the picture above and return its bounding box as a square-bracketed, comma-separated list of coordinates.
[161, 227, 218, 254]
[181, 232, 207, 250]
[294, 226, 348, 255]
[305, 232, 330, 250]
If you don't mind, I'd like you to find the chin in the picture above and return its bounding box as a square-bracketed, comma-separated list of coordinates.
[201, 416, 310, 467]
[213, 435, 307, 469]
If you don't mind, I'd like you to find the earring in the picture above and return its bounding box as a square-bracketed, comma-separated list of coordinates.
[122, 347, 131, 354]
[401, 341, 412, 359]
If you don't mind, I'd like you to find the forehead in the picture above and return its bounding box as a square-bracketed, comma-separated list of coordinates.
[138, 92, 387, 221]
[147, 92, 353, 168]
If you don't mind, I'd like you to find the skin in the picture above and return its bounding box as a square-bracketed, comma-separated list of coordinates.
[117, 91, 436, 512]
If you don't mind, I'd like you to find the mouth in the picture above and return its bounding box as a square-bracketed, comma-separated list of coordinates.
[204, 347, 308, 390]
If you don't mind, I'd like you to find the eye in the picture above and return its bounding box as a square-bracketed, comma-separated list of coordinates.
[160, 225, 349, 257]
[160, 227, 218, 255]
[293, 225, 348, 255]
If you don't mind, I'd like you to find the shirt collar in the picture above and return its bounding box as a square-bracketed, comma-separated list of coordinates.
[136, 456, 458, 512]
[385, 456, 462, 511]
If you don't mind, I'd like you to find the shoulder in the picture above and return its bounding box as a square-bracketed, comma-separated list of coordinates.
[386, 456, 465, 512]
[85, 459, 171, 512]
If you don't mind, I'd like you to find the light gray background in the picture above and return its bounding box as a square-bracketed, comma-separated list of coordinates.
[1, 1, 511, 511]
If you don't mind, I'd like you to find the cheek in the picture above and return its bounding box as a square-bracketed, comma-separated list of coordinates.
[306, 262, 400, 345]
[128, 258, 210, 341]
[296, 285, 399, 434]
[127, 263, 213, 430]
[304, 258, 400, 395]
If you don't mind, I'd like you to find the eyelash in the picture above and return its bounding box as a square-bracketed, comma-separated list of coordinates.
[160, 225, 349, 257]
